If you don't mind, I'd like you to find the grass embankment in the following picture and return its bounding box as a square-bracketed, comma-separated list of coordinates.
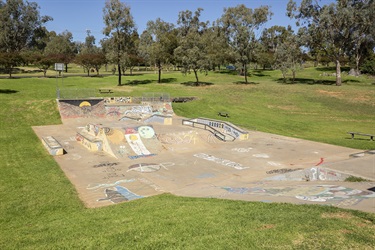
[0, 67, 374, 249]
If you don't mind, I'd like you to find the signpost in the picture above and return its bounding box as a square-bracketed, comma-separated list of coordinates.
[55, 63, 64, 99]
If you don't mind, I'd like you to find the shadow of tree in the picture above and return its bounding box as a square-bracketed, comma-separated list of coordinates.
[181, 81, 213, 86]
[233, 81, 259, 85]
[216, 70, 238, 75]
[315, 66, 350, 72]
[252, 70, 271, 77]
[159, 78, 177, 83]
[0, 89, 19, 94]
[343, 79, 361, 83]
[126, 79, 153, 85]
[276, 78, 336, 85]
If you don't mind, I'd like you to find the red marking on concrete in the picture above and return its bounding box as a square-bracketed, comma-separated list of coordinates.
[315, 158, 324, 166]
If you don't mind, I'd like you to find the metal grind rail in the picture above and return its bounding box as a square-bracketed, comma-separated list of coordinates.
[182, 119, 235, 142]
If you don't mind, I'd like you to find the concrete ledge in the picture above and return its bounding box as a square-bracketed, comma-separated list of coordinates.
[76, 132, 103, 151]
[42, 136, 65, 156]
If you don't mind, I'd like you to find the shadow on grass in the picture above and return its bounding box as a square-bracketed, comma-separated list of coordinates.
[126, 79, 153, 85]
[216, 70, 238, 75]
[0, 89, 19, 94]
[181, 81, 214, 86]
[252, 70, 271, 77]
[123, 73, 145, 76]
[234, 81, 259, 85]
[343, 79, 361, 83]
[315, 67, 350, 72]
[276, 78, 336, 85]
[158, 78, 177, 83]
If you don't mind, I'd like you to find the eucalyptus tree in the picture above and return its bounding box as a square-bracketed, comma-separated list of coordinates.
[347, 0, 375, 74]
[273, 29, 304, 83]
[220, 4, 272, 83]
[44, 31, 75, 72]
[287, 0, 375, 86]
[139, 18, 177, 83]
[174, 8, 210, 84]
[102, 0, 136, 86]
[258, 25, 290, 69]
[203, 22, 232, 71]
[0, 0, 52, 52]
[121, 31, 142, 75]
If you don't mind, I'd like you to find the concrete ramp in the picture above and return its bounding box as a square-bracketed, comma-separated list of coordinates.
[144, 114, 173, 125]
[78, 124, 162, 159]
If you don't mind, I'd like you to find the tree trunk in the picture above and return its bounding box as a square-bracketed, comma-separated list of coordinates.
[118, 63, 122, 86]
[244, 63, 248, 83]
[335, 60, 342, 86]
[355, 54, 361, 75]
[292, 70, 296, 84]
[157, 61, 162, 83]
[194, 69, 199, 85]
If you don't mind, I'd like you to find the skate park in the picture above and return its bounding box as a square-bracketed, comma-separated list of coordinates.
[32, 94, 375, 213]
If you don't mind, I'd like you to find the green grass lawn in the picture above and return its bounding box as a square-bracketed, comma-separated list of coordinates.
[0, 66, 374, 249]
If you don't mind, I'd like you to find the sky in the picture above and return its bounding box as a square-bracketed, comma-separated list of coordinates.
[32, 0, 335, 43]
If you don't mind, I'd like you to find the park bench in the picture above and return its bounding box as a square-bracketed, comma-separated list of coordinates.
[347, 132, 374, 141]
[218, 111, 230, 118]
[99, 89, 113, 94]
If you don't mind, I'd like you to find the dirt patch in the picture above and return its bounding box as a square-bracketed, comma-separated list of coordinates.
[257, 224, 276, 230]
[317, 90, 343, 97]
[267, 105, 300, 111]
[321, 212, 354, 219]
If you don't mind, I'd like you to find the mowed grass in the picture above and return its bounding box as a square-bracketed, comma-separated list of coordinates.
[0, 66, 374, 249]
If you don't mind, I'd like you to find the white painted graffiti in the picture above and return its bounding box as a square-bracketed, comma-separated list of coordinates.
[253, 154, 270, 159]
[223, 124, 240, 138]
[124, 106, 153, 115]
[193, 153, 249, 170]
[86, 179, 136, 190]
[158, 131, 198, 144]
[127, 162, 174, 173]
[231, 147, 253, 153]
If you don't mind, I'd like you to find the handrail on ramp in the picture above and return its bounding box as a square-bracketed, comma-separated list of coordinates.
[182, 119, 235, 142]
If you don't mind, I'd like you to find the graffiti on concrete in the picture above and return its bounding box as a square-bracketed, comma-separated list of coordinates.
[98, 186, 144, 203]
[58, 99, 106, 119]
[127, 162, 174, 173]
[220, 185, 375, 206]
[231, 148, 253, 153]
[266, 168, 303, 174]
[157, 131, 198, 144]
[87, 179, 135, 190]
[194, 153, 249, 170]
[128, 154, 157, 160]
[264, 167, 350, 181]
[252, 154, 270, 158]
[137, 126, 155, 139]
[124, 105, 153, 116]
[105, 97, 132, 104]
[267, 161, 282, 167]
[93, 162, 120, 168]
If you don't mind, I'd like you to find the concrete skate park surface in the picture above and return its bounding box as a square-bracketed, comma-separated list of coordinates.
[32, 99, 375, 213]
